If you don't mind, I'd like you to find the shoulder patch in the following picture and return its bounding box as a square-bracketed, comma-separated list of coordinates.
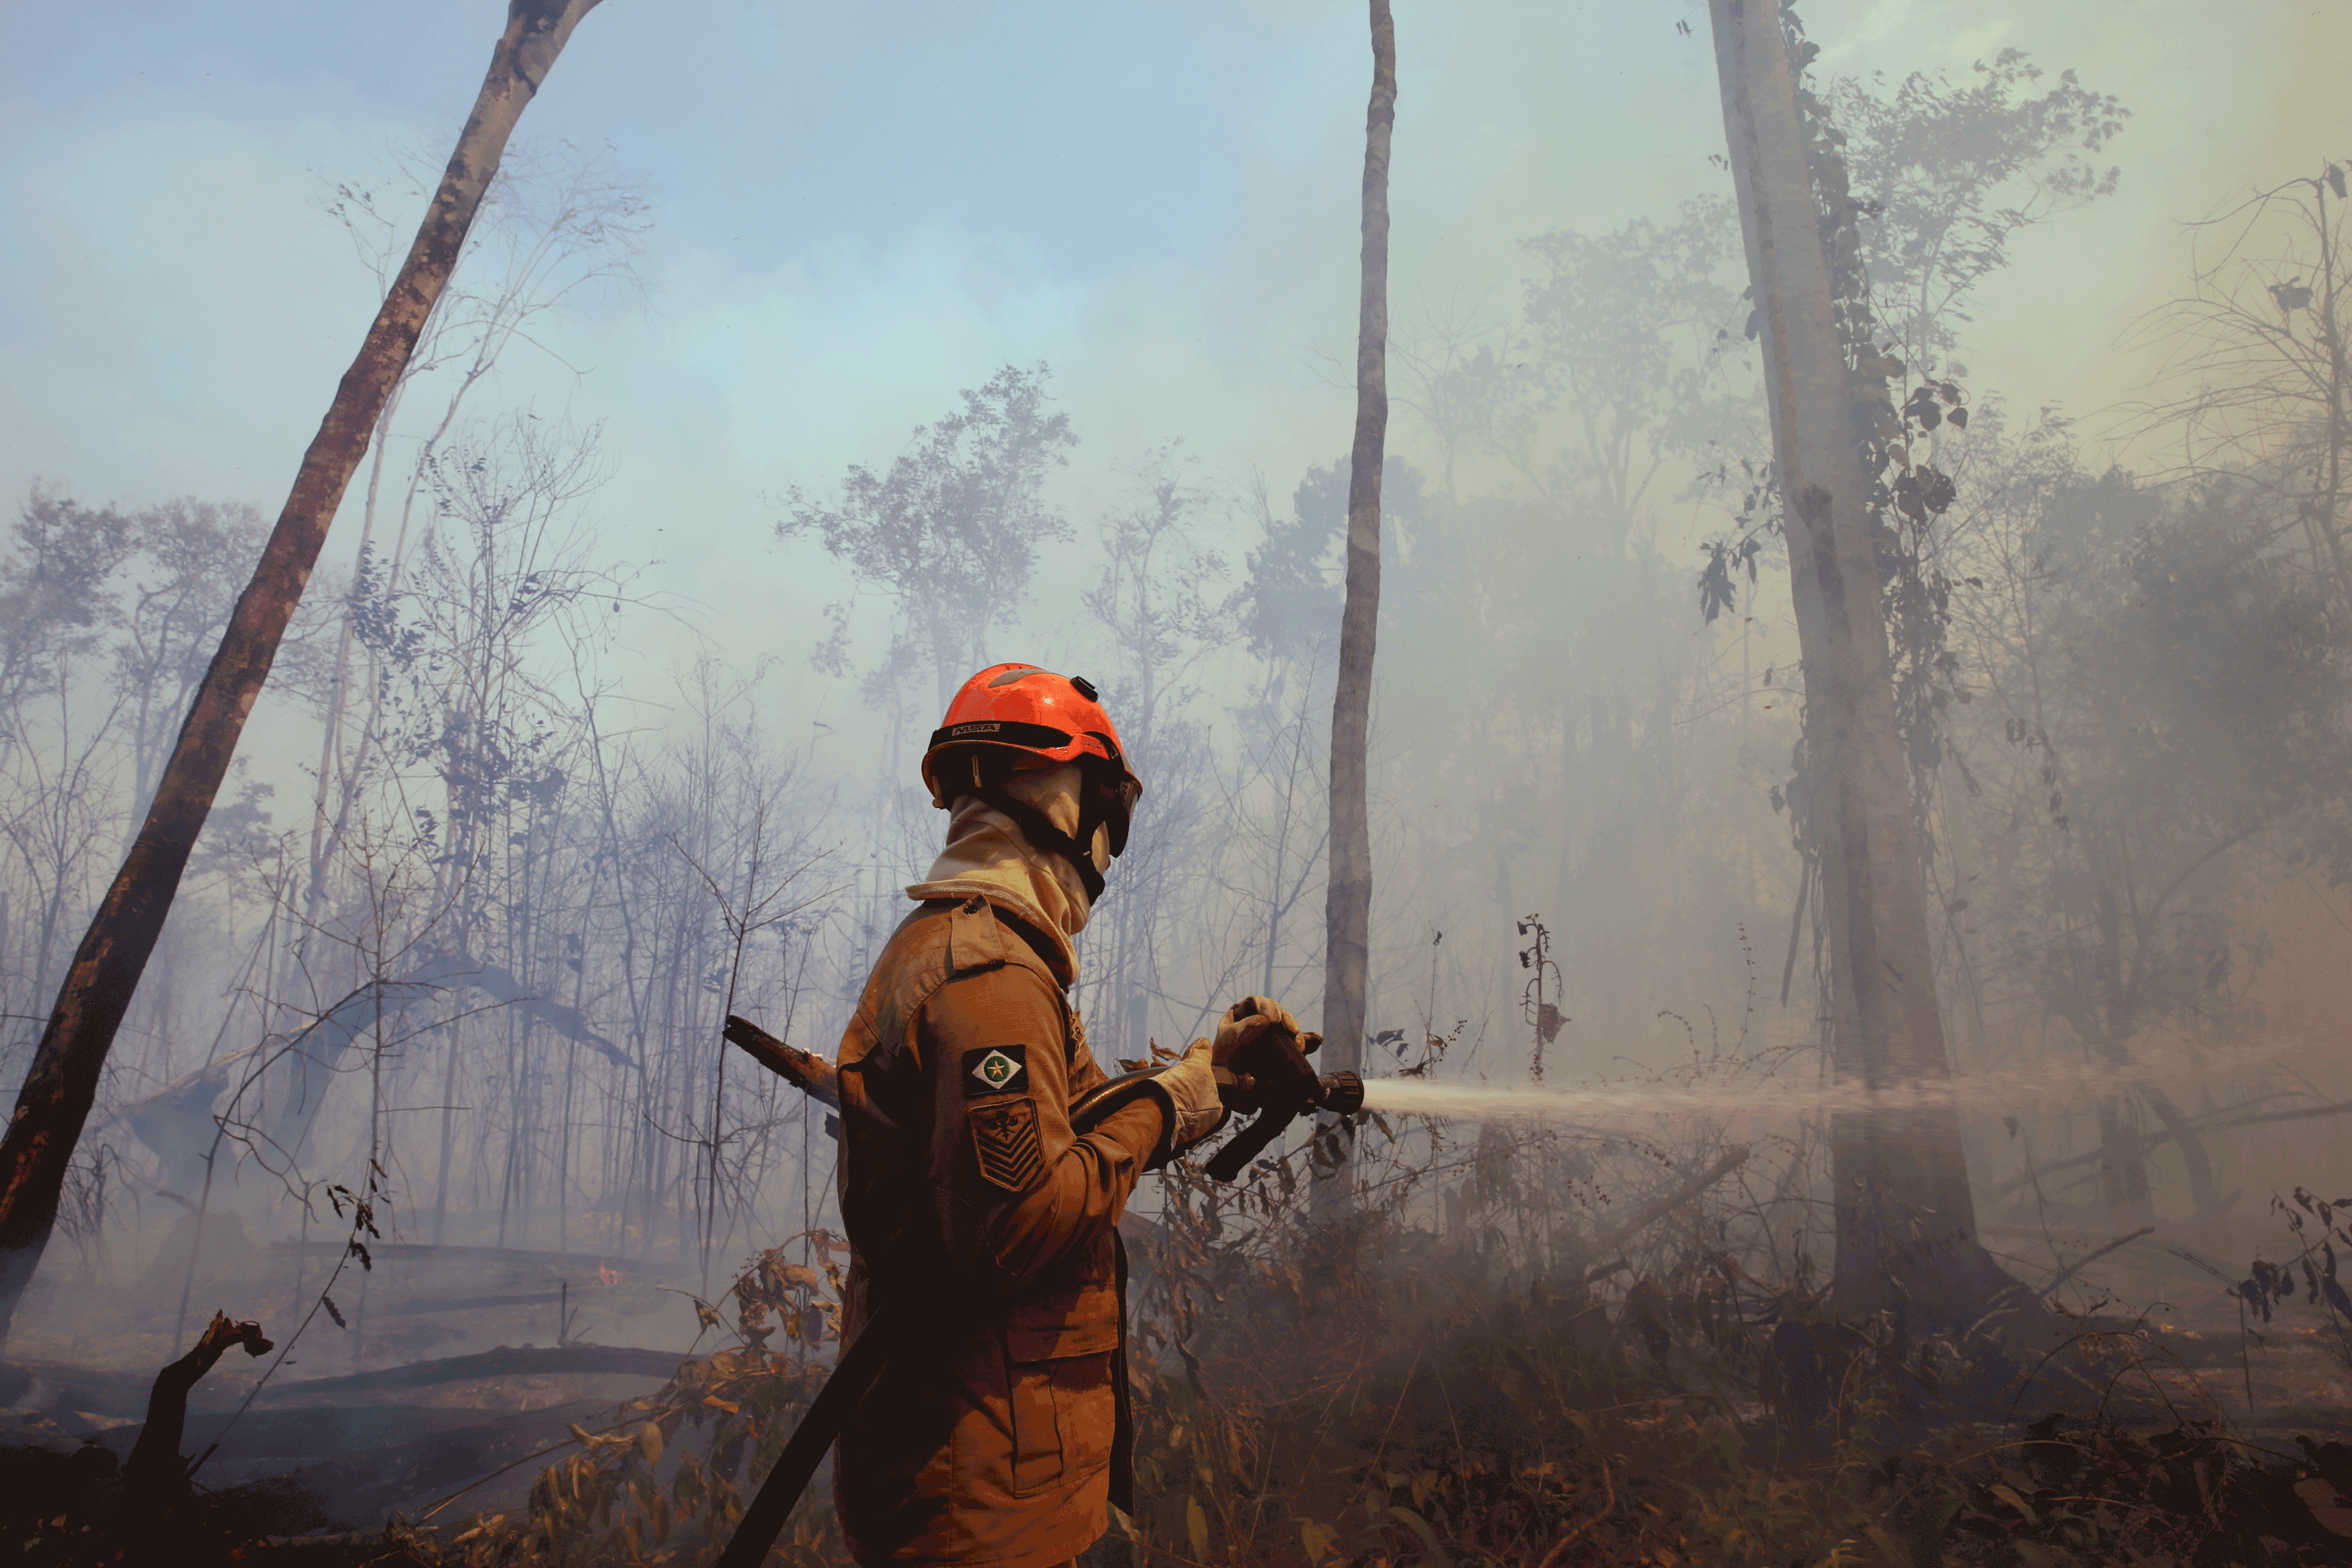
[970, 1097, 1044, 1194]
[963, 1043, 1030, 1098]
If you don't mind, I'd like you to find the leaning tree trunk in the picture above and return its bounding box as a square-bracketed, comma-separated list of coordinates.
[1319, 0, 1396, 1214]
[1706, 0, 2019, 1325]
[0, 0, 606, 1348]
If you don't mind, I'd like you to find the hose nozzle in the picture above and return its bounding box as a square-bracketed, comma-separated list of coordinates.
[1317, 1071, 1365, 1116]
[1204, 1069, 1367, 1182]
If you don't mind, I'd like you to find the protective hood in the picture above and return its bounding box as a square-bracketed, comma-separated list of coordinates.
[906, 795, 1089, 987]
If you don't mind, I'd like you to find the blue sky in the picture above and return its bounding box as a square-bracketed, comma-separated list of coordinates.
[3, 0, 2343, 691]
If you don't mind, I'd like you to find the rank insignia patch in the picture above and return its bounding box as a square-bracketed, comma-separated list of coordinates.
[963, 1044, 1029, 1098]
[970, 1097, 1044, 1193]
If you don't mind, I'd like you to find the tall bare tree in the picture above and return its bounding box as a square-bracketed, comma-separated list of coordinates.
[301, 140, 650, 959]
[2128, 162, 2352, 604]
[1707, 0, 2017, 1321]
[1321, 0, 1396, 1210]
[1077, 447, 1229, 1063]
[0, 0, 606, 1347]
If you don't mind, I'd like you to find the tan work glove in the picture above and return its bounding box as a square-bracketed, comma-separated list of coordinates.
[1154, 1036, 1229, 1148]
[1210, 996, 1322, 1117]
[1214, 995, 1319, 1063]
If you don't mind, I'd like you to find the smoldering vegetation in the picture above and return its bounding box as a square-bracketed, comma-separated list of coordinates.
[6, 21, 2352, 1568]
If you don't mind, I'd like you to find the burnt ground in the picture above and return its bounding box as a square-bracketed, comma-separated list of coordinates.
[2, 1237, 706, 1532]
[2, 1219, 2351, 1564]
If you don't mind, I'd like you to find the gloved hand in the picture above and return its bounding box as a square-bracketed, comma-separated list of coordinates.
[1212, 997, 1321, 1115]
[1154, 1036, 1229, 1149]
[1213, 995, 1321, 1064]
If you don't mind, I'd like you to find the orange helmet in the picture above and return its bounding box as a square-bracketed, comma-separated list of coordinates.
[923, 663, 1144, 895]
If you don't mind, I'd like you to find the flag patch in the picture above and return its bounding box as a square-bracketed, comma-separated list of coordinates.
[963, 1044, 1029, 1098]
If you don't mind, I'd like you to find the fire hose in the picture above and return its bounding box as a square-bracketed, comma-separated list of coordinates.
[709, 1012, 1360, 1567]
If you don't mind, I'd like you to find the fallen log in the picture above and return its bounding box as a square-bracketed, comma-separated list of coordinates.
[262, 1343, 682, 1398]
[1578, 1144, 1751, 1283]
[374, 1289, 570, 1316]
[124, 1310, 272, 1496]
[1991, 1098, 2352, 1201]
[266, 1240, 639, 1272]
[2038, 1225, 2157, 1297]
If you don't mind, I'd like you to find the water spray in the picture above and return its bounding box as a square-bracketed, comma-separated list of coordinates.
[1183, 1025, 2297, 1183]
[1350, 1042, 2302, 1129]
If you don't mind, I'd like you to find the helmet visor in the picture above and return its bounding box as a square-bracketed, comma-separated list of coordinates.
[1080, 761, 1141, 859]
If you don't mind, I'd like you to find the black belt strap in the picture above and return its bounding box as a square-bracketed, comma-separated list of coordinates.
[1109, 1228, 1134, 1516]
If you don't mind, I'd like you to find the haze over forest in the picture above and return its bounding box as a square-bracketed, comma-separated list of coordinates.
[5, 4, 2352, 1557]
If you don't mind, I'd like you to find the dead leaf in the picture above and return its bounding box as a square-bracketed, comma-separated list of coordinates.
[2297, 1477, 2352, 1536]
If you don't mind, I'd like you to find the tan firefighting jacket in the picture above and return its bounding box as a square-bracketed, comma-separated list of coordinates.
[831, 889, 1164, 1568]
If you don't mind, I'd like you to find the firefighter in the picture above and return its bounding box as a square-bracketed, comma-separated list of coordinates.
[829, 662, 1302, 1568]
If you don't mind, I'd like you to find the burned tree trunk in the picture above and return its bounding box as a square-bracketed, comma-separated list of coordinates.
[1319, 0, 1396, 1212]
[1706, 0, 2019, 1324]
[0, 0, 606, 1348]
[123, 1311, 272, 1499]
